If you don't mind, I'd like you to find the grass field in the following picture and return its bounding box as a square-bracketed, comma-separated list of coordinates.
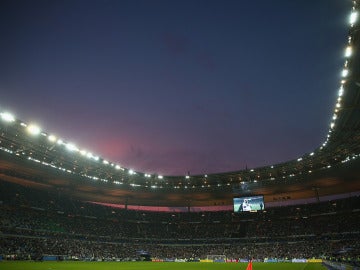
[0, 261, 327, 270]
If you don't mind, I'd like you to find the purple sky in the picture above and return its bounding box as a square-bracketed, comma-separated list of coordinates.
[0, 0, 350, 176]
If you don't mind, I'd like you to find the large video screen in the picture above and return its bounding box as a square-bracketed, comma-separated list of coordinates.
[233, 195, 265, 213]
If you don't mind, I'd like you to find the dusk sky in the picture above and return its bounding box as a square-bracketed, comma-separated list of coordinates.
[0, 0, 350, 176]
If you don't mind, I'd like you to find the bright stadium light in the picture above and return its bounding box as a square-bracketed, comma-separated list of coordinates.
[115, 165, 121, 170]
[350, 11, 358, 25]
[66, 143, 78, 152]
[48, 135, 57, 142]
[158, 175, 163, 179]
[338, 86, 344, 97]
[129, 169, 135, 175]
[103, 160, 109, 165]
[80, 150, 87, 156]
[342, 69, 349, 77]
[57, 139, 64, 145]
[345, 46, 352, 57]
[27, 124, 41, 135]
[0, 112, 15, 122]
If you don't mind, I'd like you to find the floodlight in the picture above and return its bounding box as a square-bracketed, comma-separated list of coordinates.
[48, 135, 57, 142]
[80, 150, 87, 156]
[129, 169, 134, 175]
[66, 143, 78, 152]
[27, 124, 41, 135]
[350, 11, 358, 25]
[342, 69, 349, 77]
[158, 175, 163, 179]
[345, 46, 352, 57]
[0, 112, 15, 122]
[338, 86, 344, 97]
[115, 165, 121, 170]
[103, 160, 109, 165]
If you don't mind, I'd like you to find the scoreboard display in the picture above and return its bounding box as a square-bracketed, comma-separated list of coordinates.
[233, 195, 265, 213]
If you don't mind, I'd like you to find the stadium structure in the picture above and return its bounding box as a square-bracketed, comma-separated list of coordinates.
[1, 4, 360, 211]
[0, 5, 360, 210]
[0, 1, 360, 266]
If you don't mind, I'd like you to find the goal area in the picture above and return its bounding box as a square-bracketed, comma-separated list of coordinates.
[206, 255, 226, 262]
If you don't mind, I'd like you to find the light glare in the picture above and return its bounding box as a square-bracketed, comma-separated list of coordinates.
[342, 69, 349, 77]
[48, 135, 57, 142]
[27, 124, 41, 135]
[350, 11, 358, 25]
[0, 112, 15, 122]
[345, 46, 352, 57]
[338, 86, 344, 97]
[66, 143, 78, 152]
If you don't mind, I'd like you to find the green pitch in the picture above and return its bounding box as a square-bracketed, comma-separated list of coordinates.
[0, 261, 326, 270]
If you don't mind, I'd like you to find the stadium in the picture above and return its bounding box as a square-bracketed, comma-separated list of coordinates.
[0, 0, 360, 270]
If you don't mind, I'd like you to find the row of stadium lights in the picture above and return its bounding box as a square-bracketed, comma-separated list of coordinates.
[0, 111, 176, 185]
[3, 100, 353, 187]
[322, 5, 358, 149]
[0, 110, 197, 182]
[0, 4, 359, 188]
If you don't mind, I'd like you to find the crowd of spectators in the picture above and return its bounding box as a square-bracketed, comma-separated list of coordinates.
[0, 180, 359, 263]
